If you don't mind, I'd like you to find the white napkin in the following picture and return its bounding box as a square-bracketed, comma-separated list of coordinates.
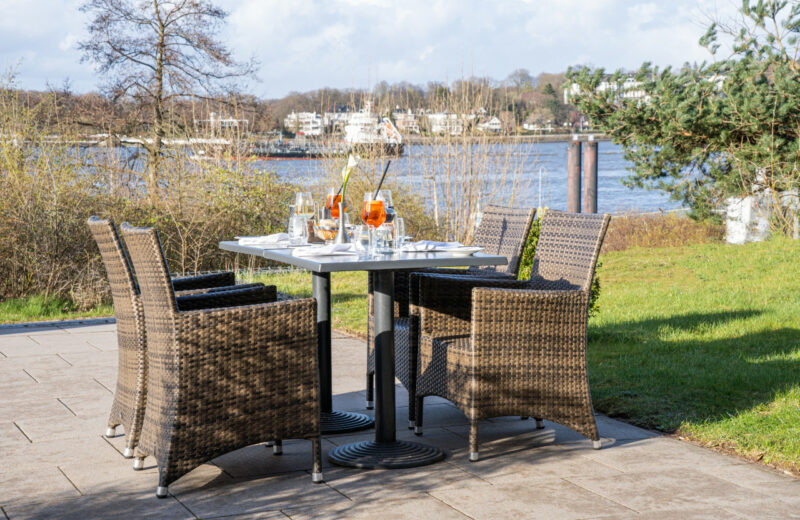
[400, 240, 463, 252]
[293, 243, 358, 257]
[237, 233, 290, 246]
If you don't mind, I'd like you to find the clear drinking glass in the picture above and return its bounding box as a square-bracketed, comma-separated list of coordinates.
[362, 192, 386, 228]
[288, 214, 307, 243]
[326, 187, 345, 219]
[295, 192, 315, 219]
[377, 189, 395, 223]
[374, 224, 394, 254]
[393, 217, 405, 250]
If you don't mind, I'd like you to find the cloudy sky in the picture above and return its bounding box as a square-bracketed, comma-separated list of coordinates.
[1, 0, 740, 98]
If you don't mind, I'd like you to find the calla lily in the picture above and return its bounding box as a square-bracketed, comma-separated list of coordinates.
[340, 154, 359, 200]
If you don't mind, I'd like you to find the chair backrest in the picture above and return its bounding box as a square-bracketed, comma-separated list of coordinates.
[531, 210, 610, 291]
[87, 217, 143, 327]
[119, 223, 178, 323]
[468, 205, 536, 276]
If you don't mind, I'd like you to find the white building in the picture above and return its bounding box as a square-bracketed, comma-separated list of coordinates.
[194, 112, 249, 136]
[564, 73, 649, 104]
[284, 112, 323, 136]
[323, 111, 351, 133]
[392, 108, 420, 134]
[477, 116, 502, 133]
[426, 113, 476, 135]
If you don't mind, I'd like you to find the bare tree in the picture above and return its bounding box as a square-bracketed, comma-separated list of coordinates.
[79, 0, 255, 202]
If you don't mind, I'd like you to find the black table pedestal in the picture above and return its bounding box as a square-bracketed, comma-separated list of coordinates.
[313, 272, 374, 435]
[328, 270, 445, 468]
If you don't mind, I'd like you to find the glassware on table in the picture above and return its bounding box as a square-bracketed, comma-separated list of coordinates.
[393, 217, 406, 250]
[374, 224, 394, 254]
[288, 214, 308, 243]
[352, 224, 370, 253]
[295, 192, 315, 220]
[362, 192, 386, 229]
[377, 189, 395, 223]
[326, 187, 346, 220]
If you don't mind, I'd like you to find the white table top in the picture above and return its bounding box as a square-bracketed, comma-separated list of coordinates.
[219, 241, 508, 273]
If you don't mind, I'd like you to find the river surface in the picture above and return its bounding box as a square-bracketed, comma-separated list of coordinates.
[255, 141, 681, 214]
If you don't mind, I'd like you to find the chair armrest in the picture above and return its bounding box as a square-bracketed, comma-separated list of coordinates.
[176, 282, 273, 298]
[175, 285, 278, 311]
[177, 298, 319, 405]
[171, 271, 236, 291]
[415, 273, 530, 337]
[471, 287, 589, 352]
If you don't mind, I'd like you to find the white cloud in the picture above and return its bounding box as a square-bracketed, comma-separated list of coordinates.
[2, 0, 744, 96]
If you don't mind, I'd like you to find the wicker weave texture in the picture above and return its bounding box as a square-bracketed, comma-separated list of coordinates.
[413, 211, 610, 456]
[121, 223, 322, 492]
[364, 206, 534, 422]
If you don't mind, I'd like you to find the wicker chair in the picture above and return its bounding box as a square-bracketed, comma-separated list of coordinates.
[87, 217, 268, 458]
[411, 210, 610, 461]
[365, 206, 536, 427]
[120, 223, 322, 497]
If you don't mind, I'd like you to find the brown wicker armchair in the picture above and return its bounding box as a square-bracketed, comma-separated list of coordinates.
[87, 217, 269, 458]
[365, 206, 535, 428]
[411, 210, 610, 461]
[120, 223, 322, 498]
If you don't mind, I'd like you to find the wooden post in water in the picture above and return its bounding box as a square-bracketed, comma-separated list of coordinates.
[567, 136, 582, 213]
[583, 136, 598, 213]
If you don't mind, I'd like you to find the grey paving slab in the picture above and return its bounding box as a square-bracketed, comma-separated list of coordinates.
[0, 322, 797, 520]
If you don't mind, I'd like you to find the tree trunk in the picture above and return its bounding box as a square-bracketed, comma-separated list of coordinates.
[148, 0, 166, 206]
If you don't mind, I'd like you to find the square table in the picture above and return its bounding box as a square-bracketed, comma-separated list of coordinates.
[219, 241, 508, 469]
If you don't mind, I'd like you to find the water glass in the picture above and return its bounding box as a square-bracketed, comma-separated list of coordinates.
[295, 192, 315, 219]
[288, 214, 307, 244]
[374, 224, 394, 254]
[352, 224, 370, 253]
[393, 218, 406, 250]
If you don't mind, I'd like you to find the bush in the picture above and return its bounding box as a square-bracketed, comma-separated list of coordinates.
[602, 212, 723, 253]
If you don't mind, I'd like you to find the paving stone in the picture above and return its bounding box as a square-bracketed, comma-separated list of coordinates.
[211, 439, 339, 478]
[0, 396, 75, 422]
[3, 494, 194, 519]
[173, 471, 349, 518]
[567, 468, 773, 513]
[285, 496, 471, 519]
[0, 421, 30, 449]
[431, 479, 632, 519]
[0, 465, 79, 508]
[14, 416, 108, 443]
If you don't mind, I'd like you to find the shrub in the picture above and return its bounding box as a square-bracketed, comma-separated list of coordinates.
[602, 212, 724, 253]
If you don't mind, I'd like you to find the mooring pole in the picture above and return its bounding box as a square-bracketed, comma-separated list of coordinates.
[567, 136, 582, 213]
[583, 136, 598, 213]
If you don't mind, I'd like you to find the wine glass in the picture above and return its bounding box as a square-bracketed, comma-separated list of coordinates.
[326, 187, 345, 219]
[362, 192, 386, 229]
[295, 192, 315, 219]
[377, 189, 395, 224]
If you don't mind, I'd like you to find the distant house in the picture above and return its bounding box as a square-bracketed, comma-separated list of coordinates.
[392, 108, 420, 134]
[477, 116, 502, 133]
[284, 112, 323, 136]
[194, 112, 249, 136]
[323, 110, 350, 133]
[563, 73, 649, 104]
[426, 112, 475, 135]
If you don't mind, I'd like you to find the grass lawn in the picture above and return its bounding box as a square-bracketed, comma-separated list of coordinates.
[251, 238, 800, 475]
[0, 295, 113, 324]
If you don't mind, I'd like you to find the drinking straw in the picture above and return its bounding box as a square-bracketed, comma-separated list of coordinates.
[373, 160, 392, 199]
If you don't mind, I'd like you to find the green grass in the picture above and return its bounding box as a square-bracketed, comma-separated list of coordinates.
[590, 237, 800, 474]
[0, 295, 113, 323]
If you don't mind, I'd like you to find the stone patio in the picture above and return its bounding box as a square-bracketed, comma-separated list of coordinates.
[0, 321, 798, 519]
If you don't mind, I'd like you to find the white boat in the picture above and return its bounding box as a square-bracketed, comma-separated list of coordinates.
[343, 101, 404, 156]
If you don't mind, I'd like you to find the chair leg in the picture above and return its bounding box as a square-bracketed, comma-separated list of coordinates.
[366, 372, 374, 410]
[133, 456, 145, 470]
[273, 439, 283, 455]
[520, 416, 529, 420]
[408, 387, 416, 429]
[469, 419, 479, 462]
[535, 417, 545, 429]
[413, 396, 424, 435]
[593, 439, 602, 450]
[123, 447, 135, 458]
[311, 438, 323, 483]
[105, 426, 117, 438]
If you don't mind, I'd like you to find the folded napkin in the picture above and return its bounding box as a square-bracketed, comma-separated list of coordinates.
[293, 243, 358, 257]
[237, 233, 289, 246]
[400, 240, 463, 252]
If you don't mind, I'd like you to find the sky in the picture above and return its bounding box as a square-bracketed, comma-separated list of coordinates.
[0, 0, 741, 99]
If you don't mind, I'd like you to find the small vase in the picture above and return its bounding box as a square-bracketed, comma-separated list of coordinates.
[334, 202, 351, 244]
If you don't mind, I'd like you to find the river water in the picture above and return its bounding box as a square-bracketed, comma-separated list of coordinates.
[257, 141, 681, 214]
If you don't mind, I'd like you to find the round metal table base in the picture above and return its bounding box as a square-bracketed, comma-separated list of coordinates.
[328, 440, 446, 469]
[321, 411, 374, 435]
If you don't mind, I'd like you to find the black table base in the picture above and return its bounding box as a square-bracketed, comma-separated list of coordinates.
[328, 270, 444, 468]
[328, 440, 445, 469]
[314, 272, 374, 435]
[321, 411, 374, 435]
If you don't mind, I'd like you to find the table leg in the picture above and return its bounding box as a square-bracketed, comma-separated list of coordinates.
[328, 270, 445, 468]
[312, 271, 374, 434]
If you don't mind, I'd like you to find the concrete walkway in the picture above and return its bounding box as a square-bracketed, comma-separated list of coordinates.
[0, 323, 797, 519]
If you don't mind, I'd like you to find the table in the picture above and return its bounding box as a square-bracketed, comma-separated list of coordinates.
[219, 241, 507, 468]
